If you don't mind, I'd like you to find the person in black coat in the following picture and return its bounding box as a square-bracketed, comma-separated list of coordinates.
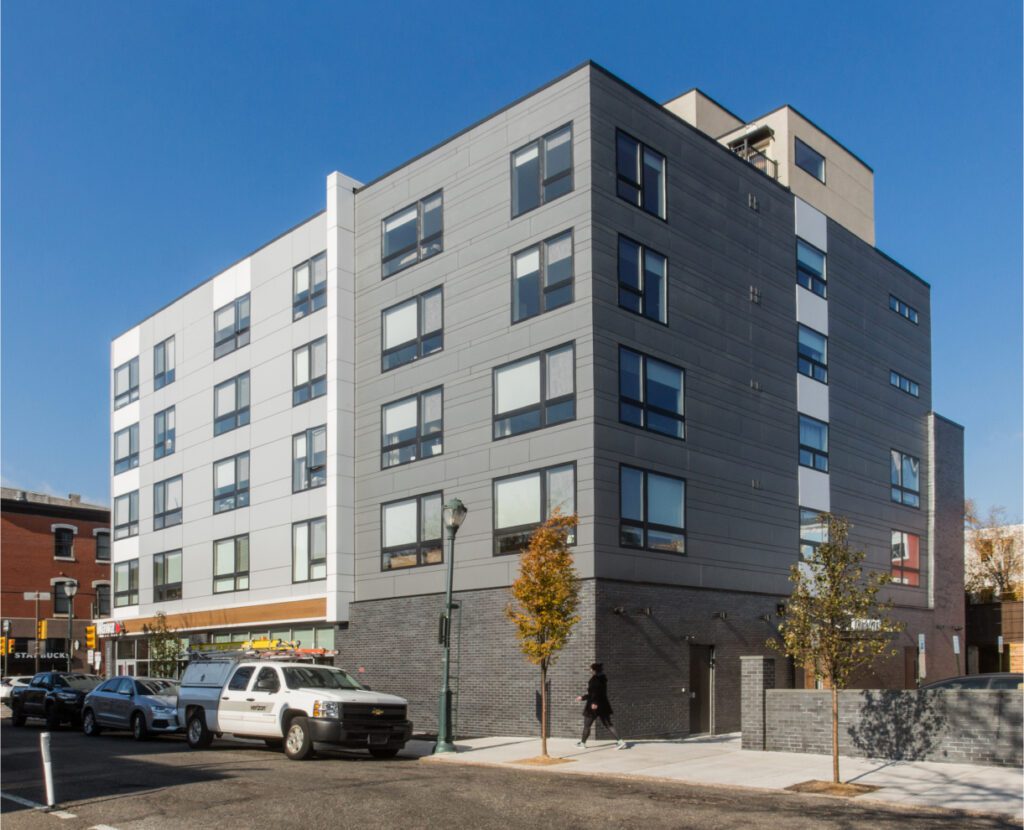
[575, 662, 626, 749]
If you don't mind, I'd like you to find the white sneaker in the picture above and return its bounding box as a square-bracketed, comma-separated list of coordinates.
[575, 741, 586, 748]
[616, 740, 627, 750]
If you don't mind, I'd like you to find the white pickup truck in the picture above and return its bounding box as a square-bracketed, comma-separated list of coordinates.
[177, 658, 412, 760]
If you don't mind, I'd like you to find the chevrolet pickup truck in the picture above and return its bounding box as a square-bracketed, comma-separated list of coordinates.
[10, 672, 103, 729]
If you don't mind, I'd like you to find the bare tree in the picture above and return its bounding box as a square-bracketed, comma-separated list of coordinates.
[964, 500, 1022, 601]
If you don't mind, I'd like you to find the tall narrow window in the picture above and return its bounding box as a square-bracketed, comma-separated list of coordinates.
[114, 560, 139, 607]
[54, 528, 74, 559]
[214, 452, 250, 513]
[799, 415, 829, 472]
[153, 476, 183, 529]
[381, 388, 443, 468]
[293, 517, 327, 582]
[214, 373, 250, 435]
[797, 325, 828, 383]
[382, 287, 443, 371]
[891, 450, 920, 507]
[213, 294, 251, 359]
[154, 407, 175, 458]
[114, 424, 139, 474]
[95, 531, 111, 562]
[293, 426, 327, 492]
[618, 236, 667, 323]
[493, 463, 575, 555]
[619, 466, 686, 554]
[293, 251, 327, 320]
[794, 138, 826, 183]
[153, 550, 183, 602]
[381, 492, 443, 571]
[113, 357, 139, 409]
[796, 239, 827, 298]
[213, 535, 249, 593]
[512, 231, 574, 323]
[493, 344, 575, 438]
[293, 337, 327, 405]
[891, 530, 921, 586]
[53, 580, 73, 614]
[113, 491, 139, 539]
[154, 336, 175, 389]
[511, 124, 573, 217]
[799, 508, 829, 558]
[95, 584, 111, 617]
[889, 370, 920, 397]
[381, 191, 443, 277]
[616, 130, 666, 218]
[619, 347, 685, 439]
[889, 294, 919, 324]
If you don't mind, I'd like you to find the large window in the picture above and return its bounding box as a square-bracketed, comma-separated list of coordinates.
[511, 124, 573, 217]
[293, 337, 327, 405]
[382, 287, 443, 371]
[54, 528, 74, 560]
[53, 580, 74, 614]
[153, 550, 183, 602]
[493, 344, 575, 439]
[214, 373, 250, 435]
[213, 535, 249, 593]
[619, 347, 685, 439]
[114, 424, 139, 474]
[799, 415, 829, 472]
[493, 463, 575, 555]
[891, 450, 920, 507]
[293, 517, 327, 582]
[154, 407, 175, 459]
[214, 294, 251, 359]
[616, 130, 666, 218]
[620, 466, 686, 554]
[796, 239, 827, 298]
[95, 531, 110, 562]
[381, 492, 443, 571]
[381, 387, 443, 468]
[891, 530, 921, 586]
[799, 508, 829, 558]
[114, 357, 139, 409]
[794, 138, 826, 183]
[382, 191, 443, 277]
[293, 251, 327, 320]
[293, 426, 327, 492]
[512, 231, 573, 323]
[95, 584, 111, 617]
[889, 294, 919, 324]
[154, 336, 175, 389]
[113, 491, 139, 539]
[214, 452, 250, 513]
[797, 325, 828, 383]
[153, 476, 183, 529]
[114, 560, 139, 607]
[889, 370, 920, 398]
[618, 236, 667, 323]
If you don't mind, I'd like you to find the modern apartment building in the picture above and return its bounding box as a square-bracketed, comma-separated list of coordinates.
[109, 62, 964, 737]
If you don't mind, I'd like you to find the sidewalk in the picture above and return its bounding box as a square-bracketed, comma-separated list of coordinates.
[414, 733, 1023, 821]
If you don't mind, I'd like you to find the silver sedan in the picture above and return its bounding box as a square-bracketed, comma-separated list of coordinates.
[82, 676, 181, 740]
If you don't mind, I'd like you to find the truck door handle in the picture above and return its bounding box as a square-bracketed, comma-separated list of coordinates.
[246, 698, 255, 702]
[222, 696, 229, 700]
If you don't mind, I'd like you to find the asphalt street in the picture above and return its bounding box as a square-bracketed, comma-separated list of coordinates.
[0, 720, 1017, 830]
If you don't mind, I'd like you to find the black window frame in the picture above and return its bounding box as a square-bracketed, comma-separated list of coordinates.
[510, 229, 574, 324]
[797, 324, 828, 384]
[492, 462, 576, 556]
[113, 357, 139, 409]
[153, 550, 183, 602]
[889, 369, 920, 398]
[113, 491, 139, 540]
[796, 238, 827, 298]
[214, 372, 250, 436]
[890, 529, 921, 587]
[114, 423, 140, 474]
[619, 464, 687, 555]
[891, 449, 921, 508]
[615, 129, 667, 219]
[213, 534, 249, 594]
[213, 294, 251, 360]
[889, 294, 920, 324]
[381, 286, 444, 371]
[492, 343, 576, 440]
[617, 235, 668, 324]
[618, 346, 685, 440]
[114, 560, 139, 607]
[381, 491, 444, 572]
[54, 528, 74, 560]
[510, 123, 574, 219]
[292, 516, 327, 583]
[213, 451, 250, 513]
[154, 335, 175, 389]
[794, 137, 826, 183]
[95, 584, 111, 617]
[153, 475, 183, 530]
[154, 406, 175, 459]
[293, 425, 327, 492]
[95, 531, 111, 562]
[293, 336, 328, 406]
[293, 251, 328, 320]
[380, 387, 443, 469]
[381, 191, 444, 278]
[799, 414, 830, 472]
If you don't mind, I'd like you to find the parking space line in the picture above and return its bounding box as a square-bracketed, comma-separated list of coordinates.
[0, 792, 77, 819]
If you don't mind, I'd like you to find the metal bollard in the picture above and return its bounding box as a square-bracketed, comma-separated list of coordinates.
[40, 732, 55, 809]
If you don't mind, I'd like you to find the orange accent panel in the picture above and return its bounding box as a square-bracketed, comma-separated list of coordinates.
[120, 597, 327, 634]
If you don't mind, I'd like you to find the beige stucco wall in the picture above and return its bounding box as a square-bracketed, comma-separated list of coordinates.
[664, 89, 743, 139]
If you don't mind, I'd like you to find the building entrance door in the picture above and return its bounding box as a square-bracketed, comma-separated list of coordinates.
[688, 644, 714, 734]
[117, 660, 136, 676]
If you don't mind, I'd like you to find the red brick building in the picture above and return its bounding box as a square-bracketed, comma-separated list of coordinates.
[1, 488, 110, 675]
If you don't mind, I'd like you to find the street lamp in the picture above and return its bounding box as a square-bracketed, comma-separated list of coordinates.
[434, 498, 467, 754]
[63, 580, 78, 672]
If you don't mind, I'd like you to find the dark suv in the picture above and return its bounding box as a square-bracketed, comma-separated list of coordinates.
[10, 672, 103, 728]
[920, 672, 1023, 690]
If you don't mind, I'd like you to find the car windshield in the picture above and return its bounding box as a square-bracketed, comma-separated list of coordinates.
[61, 675, 102, 691]
[136, 679, 179, 695]
[283, 666, 364, 691]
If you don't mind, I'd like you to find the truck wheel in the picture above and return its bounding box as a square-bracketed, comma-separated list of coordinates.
[11, 705, 26, 727]
[284, 717, 314, 760]
[132, 712, 149, 742]
[45, 705, 61, 730]
[369, 747, 400, 759]
[186, 712, 213, 749]
[264, 738, 283, 750]
[82, 709, 102, 736]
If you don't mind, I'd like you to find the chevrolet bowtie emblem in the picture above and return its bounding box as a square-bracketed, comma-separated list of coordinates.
[371, 708, 384, 716]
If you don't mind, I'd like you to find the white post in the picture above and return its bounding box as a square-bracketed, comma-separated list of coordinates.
[40, 732, 55, 808]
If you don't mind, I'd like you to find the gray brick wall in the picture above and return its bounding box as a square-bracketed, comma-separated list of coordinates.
[741, 656, 775, 750]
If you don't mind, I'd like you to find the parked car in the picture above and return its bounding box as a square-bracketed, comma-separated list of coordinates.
[920, 672, 1023, 690]
[1, 676, 34, 703]
[10, 672, 103, 728]
[82, 676, 181, 740]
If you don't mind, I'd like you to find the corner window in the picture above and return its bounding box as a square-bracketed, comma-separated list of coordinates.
[382, 287, 443, 372]
[796, 239, 826, 298]
[293, 251, 327, 320]
[95, 531, 111, 562]
[95, 584, 111, 617]
[798, 325, 828, 383]
[214, 373, 250, 436]
[213, 535, 249, 593]
[799, 508, 829, 558]
[799, 415, 829, 472]
[512, 231, 573, 323]
[114, 357, 139, 409]
[381, 492, 443, 571]
[114, 424, 140, 474]
[113, 491, 139, 540]
[154, 336, 175, 389]
[382, 191, 443, 278]
[794, 138, 826, 183]
[54, 528, 74, 560]
[153, 476, 183, 530]
[620, 465, 686, 554]
[616, 130, 666, 218]
[619, 347, 685, 439]
[293, 517, 327, 582]
[214, 452, 250, 513]
[889, 295, 919, 324]
[154, 407, 175, 459]
[293, 426, 327, 492]
[493, 463, 575, 555]
[891, 530, 920, 586]
[213, 294, 251, 359]
[114, 560, 139, 607]
[891, 450, 920, 507]
[890, 370, 920, 398]
[293, 337, 327, 406]
[618, 236, 666, 323]
[381, 387, 443, 468]
[511, 124, 573, 218]
[493, 344, 575, 439]
[153, 550, 183, 602]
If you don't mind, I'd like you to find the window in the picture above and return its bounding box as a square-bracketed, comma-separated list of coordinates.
[53, 581, 74, 615]
[619, 347, 685, 439]
[890, 530, 921, 586]
[891, 450, 920, 507]
[618, 236, 667, 323]
[512, 231, 573, 323]
[890, 370, 920, 397]
[213, 294, 251, 359]
[214, 452, 250, 513]
[796, 239, 827, 298]
[54, 528, 74, 559]
[493, 463, 575, 555]
[799, 508, 829, 558]
[153, 550, 183, 602]
[293, 337, 327, 405]
[154, 336, 175, 389]
[95, 584, 111, 617]
[616, 130, 666, 218]
[511, 124, 573, 217]
[95, 531, 110, 562]
[254, 667, 280, 694]
[114, 424, 139, 474]
[619, 466, 686, 554]
[293, 517, 327, 582]
[381, 387, 443, 468]
[381, 492, 443, 571]
[798, 325, 828, 383]
[493, 343, 575, 439]
[154, 407, 175, 459]
[113, 357, 139, 409]
[293, 426, 327, 492]
[114, 560, 139, 607]
[293, 251, 327, 320]
[889, 295, 919, 324]
[228, 666, 253, 691]
[213, 535, 249, 593]
[113, 491, 139, 539]
[154, 476, 183, 529]
[799, 415, 829, 472]
[794, 138, 825, 183]
[381, 191, 443, 277]
[382, 287, 443, 371]
[214, 373, 250, 435]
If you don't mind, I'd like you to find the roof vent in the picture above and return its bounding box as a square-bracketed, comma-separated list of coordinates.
[68, 493, 81, 504]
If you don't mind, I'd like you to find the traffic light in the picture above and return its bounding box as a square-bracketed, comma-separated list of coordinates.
[6, 638, 12, 655]
[85, 625, 97, 650]
[0, 636, 6, 654]
[37, 619, 47, 640]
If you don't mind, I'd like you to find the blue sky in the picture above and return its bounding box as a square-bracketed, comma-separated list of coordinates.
[2, 1, 1021, 518]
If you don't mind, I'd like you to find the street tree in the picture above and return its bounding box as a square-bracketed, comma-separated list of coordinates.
[964, 500, 1022, 601]
[143, 612, 183, 679]
[506, 511, 580, 758]
[768, 514, 902, 784]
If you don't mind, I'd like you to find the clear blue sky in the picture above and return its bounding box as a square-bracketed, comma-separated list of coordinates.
[2, 1, 1021, 518]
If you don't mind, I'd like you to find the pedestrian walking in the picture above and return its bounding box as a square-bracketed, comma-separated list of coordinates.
[575, 662, 626, 749]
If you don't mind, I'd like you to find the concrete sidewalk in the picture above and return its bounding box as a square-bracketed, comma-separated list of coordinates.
[414, 733, 1023, 821]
